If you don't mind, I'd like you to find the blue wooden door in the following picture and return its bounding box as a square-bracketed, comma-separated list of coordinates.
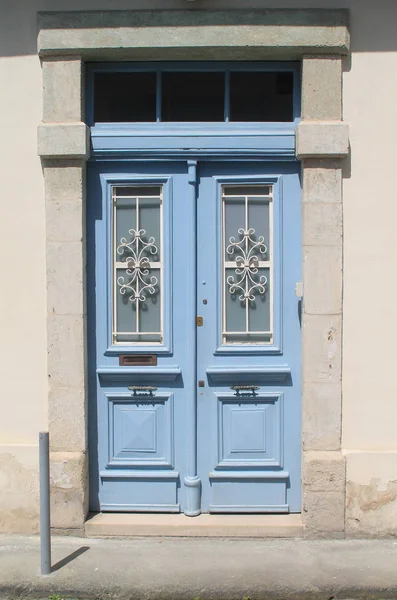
[196, 162, 301, 513]
[88, 160, 301, 514]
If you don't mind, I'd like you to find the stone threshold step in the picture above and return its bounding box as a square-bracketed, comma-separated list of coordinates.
[85, 513, 303, 538]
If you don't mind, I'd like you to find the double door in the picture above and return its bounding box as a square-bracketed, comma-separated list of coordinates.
[88, 160, 301, 514]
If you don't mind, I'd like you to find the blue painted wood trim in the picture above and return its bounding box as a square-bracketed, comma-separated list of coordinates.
[209, 504, 289, 513]
[100, 504, 181, 512]
[92, 124, 296, 134]
[100, 470, 180, 479]
[156, 71, 162, 123]
[105, 391, 175, 469]
[87, 61, 300, 160]
[184, 160, 201, 517]
[214, 391, 284, 470]
[224, 70, 230, 123]
[100, 172, 173, 355]
[209, 471, 289, 480]
[211, 173, 283, 355]
[91, 127, 296, 160]
[206, 365, 291, 384]
[104, 391, 173, 403]
[97, 366, 181, 383]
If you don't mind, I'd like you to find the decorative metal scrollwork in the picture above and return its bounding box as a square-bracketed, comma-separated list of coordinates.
[116, 229, 158, 303]
[226, 228, 267, 302]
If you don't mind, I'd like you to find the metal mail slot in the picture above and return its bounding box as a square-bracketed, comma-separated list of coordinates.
[119, 354, 157, 367]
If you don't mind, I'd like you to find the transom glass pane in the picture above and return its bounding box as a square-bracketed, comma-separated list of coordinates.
[92, 68, 295, 123]
[112, 185, 163, 344]
[94, 72, 157, 122]
[229, 72, 294, 122]
[223, 185, 271, 196]
[161, 72, 225, 122]
[222, 185, 273, 344]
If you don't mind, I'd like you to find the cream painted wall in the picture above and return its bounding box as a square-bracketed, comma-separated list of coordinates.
[0, 0, 397, 532]
[343, 51, 397, 451]
[0, 54, 47, 444]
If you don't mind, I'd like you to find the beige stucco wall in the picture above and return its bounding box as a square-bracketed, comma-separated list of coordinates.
[343, 45, 397, 534]
[0, 0, 396, 535]
[0, 52, 46, 532]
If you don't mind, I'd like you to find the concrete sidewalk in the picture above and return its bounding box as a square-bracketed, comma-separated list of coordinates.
[1, 535, 397, 600]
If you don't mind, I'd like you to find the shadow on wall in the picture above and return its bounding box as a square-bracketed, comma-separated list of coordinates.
[1, 0, 397, 58]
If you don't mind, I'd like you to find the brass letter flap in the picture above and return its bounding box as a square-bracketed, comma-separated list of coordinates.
[119, 354, 157, 367]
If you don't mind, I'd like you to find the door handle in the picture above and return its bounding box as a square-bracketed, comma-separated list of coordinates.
[128, 386, 157, 397]
[231, 385, 259, 396]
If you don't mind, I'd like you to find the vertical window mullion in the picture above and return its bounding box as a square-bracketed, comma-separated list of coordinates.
[224, 70, 230, 123]
[156, 71, 162, 123]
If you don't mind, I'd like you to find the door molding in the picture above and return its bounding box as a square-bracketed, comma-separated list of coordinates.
[38, 9, 349, 535]
[98, 172, 174, 355]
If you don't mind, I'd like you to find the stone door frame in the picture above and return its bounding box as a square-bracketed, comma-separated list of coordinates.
[37, 9, 349, 535]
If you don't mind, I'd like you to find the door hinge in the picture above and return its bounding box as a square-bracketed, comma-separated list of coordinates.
[295, 282, 303, 298]
[196, 316, 204, 326]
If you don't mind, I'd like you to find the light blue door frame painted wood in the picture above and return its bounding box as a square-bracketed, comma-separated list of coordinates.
[86, 61, 301, 515]
[88, 159, 301, 515]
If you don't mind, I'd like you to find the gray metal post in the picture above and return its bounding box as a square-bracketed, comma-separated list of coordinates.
[39, 432, 51, 575]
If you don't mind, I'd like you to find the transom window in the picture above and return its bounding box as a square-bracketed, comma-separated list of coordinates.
[92, 64, 297, 124]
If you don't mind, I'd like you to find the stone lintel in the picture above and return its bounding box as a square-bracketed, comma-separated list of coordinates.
[37, 9, 350, 58]
[296, 121, 349, 159]
[38, 123, 90, 159]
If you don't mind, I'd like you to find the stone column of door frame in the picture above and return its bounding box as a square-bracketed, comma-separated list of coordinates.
[297, 55, 348, 537]
[37, 9, 350, 535]
[38, 57, 90, 534]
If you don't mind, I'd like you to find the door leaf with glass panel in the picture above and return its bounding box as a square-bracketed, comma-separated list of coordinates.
[196, 162, 301, 513]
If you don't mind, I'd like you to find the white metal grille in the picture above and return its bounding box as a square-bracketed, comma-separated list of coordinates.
[112, 185, 163, 344]
[222, 185, 273, 344]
